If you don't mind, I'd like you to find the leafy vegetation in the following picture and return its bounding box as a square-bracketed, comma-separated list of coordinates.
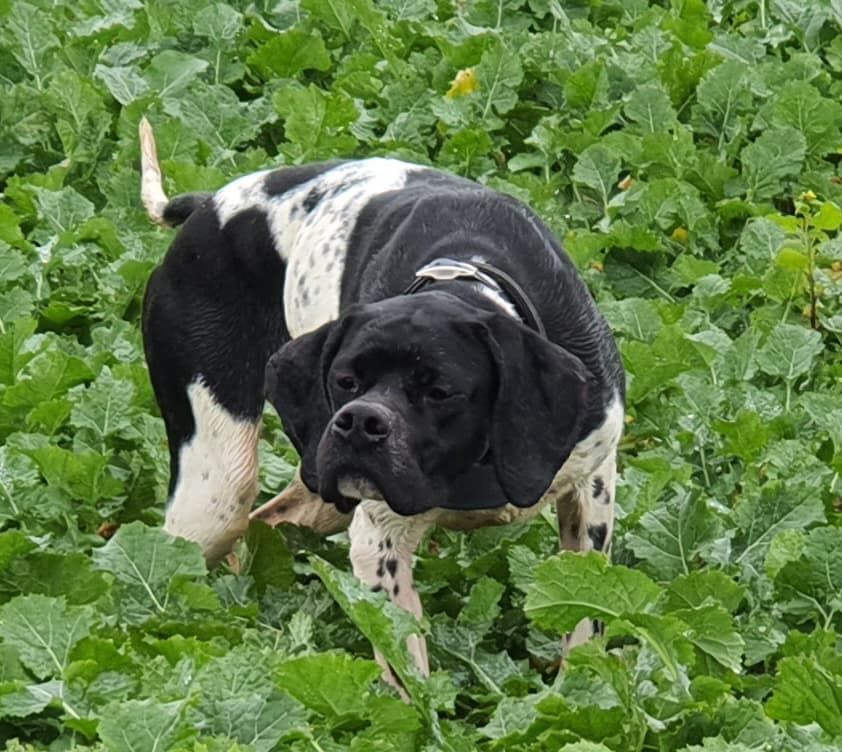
[1, 0, 841, 749]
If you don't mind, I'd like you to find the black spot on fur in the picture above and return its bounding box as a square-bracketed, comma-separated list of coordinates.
[592, 619, 604, 636]
[393, 584, 400, 596]
[303, 187, 323, 213]
[385, 537, 392, 549]
[376, 560, 385, 578]
[378, 541, 384, 551]
[588, 522, 608, 551]
[371, 584, 383, 593]
[592, 476, 604, 498]
[386, 558, 398, 577]
[201, 470, 209, 481]
[603, 491, 611, 506]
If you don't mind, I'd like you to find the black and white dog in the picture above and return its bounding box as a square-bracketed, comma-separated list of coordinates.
[139, 119, 624, 681]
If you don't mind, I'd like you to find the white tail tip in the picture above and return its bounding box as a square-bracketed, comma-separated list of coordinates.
[139, 117, 170, 226]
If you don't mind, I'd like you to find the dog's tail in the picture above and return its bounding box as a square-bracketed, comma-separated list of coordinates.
[139, 117, 210, 228]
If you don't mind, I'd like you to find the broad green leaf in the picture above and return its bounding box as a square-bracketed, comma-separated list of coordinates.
[732, 482, 825, 568]
[671, 605, 744, 672]
[623, 324, 706, 402]
[28, 445, 121, 502]
[94, 65, 150, 106]
[0, 448, 41, 524]
[0, 681, 54, 718]
[774, 527, 842, 623]
[239, 521, 295, 594]
[98, 699, 190, 752]
[767, 655, 842, 736]
[276, 653, 380, 718]
[691, 60, 755, 152]
[273, 84, 359, 161]
[755, 82, 842, 158]
[741, 128, 806, 201]
[572, 145, 620, 209]
[755, 324, 823, 383]
[248, 30, 331, 79]
[713, 409, 768, 462]
[1, 551, 108, 604]
[765, 529, 806, 579]
[193, 3, 243, 41]
[92, 523, 207, 623]
[193, 646, 307, 749]
[3, 348, 93, 409]
[525, 552, 662, 633]
[599, 298, 663, 343]
[34, 187, 95, 237]
[144, 51, 209, 99]
[626, 489, 721, 580]
[0, 3, 59, 84]
[69, 367, 138, 446]
[475, 41, 523, 119]
[624, 84, 676, 135]
[661, 571, 745, 614]
[0, 595, 92, 679]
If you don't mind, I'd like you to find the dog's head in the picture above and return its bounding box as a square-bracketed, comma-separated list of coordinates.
[265, 293, 589, 515]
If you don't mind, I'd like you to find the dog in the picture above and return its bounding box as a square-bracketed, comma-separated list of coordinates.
[139, 118, 625, 686]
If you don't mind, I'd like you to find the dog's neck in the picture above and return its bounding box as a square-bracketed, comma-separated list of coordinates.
[403, 257, 546, 336]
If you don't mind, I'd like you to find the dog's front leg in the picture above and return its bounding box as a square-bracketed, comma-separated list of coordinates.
[349, 500, 432, 695]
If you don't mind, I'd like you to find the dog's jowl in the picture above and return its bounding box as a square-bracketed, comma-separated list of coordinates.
[140, 119, 624, 685]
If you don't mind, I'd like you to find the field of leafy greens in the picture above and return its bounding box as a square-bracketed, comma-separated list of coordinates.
[1, 0, 841, 749]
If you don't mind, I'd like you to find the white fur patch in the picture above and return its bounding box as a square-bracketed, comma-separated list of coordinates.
[213, 159, 422, 338]
[164, 381, 260, 562]
[556, 393, 624, 485]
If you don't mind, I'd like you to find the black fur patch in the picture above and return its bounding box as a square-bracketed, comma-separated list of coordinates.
[592, 475, 604, 498]
[386, 558, 398, 577]
[588, 522, 608, 551]
[303, 187, 323, 213]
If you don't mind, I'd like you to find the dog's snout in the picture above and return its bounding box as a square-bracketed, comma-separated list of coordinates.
[331, 403, 391, 447]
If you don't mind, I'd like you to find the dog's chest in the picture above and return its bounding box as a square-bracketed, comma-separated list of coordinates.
[213, 159, 421, 338]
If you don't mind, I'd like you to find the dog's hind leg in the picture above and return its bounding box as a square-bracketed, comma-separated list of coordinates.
[349, 500, 432, 697]
[556, 451, 617, 652]
[143, 264, 281, 563]
[250, 467, 352, 535]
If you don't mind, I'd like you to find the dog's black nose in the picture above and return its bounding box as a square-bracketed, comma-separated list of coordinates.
[332, 403, 391, 447]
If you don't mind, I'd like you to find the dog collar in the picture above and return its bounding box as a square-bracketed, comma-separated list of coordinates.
[403, 258, 547, 337]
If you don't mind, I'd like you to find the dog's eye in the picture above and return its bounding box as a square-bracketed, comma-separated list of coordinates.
[427, 386, 450, 402]
[336, 375, 358, 392]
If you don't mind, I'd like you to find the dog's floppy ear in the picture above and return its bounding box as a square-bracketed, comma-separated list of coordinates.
[264, 318, 349, 493]
[478, 316, 590, 507]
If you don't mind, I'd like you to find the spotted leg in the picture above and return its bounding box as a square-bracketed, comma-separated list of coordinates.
[556, 451, 617, 652]
[349, 499, 432, 696]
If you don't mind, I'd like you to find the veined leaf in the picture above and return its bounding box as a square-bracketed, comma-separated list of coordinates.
[767, 655, 842, 737]
[0, 595, 93, 680]
[524, 552, 662, 633]
[92, 522, 207, 623]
